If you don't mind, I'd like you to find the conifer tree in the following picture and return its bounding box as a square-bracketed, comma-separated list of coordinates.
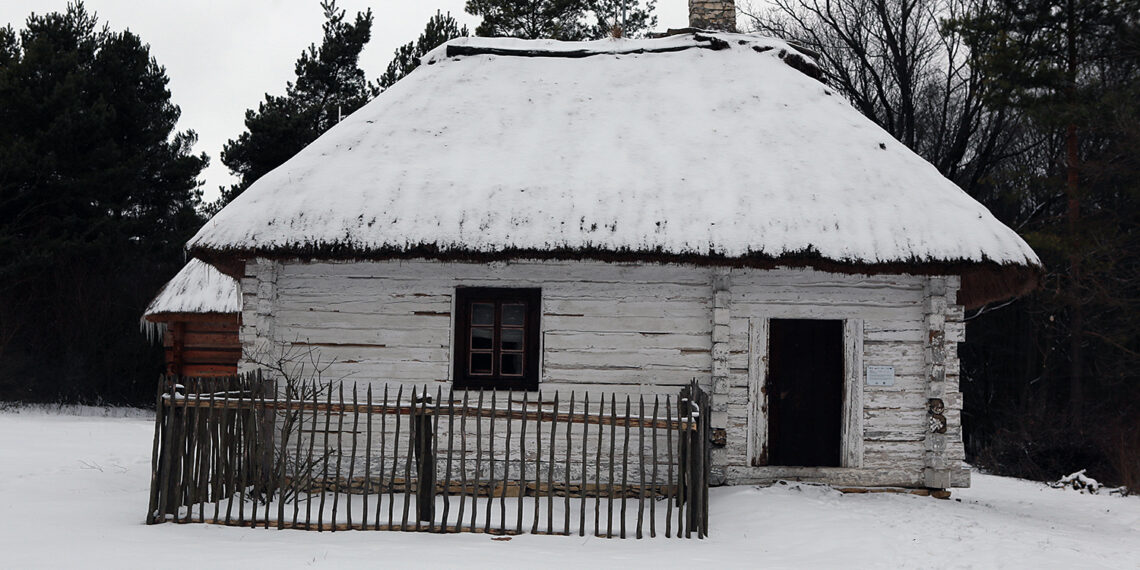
[465, 0, 656, 40]
[0, 2, 207, 403]
[377, 11, 469, 92]
[950, 0, 1140, 487]
[211, 0, 375, 211]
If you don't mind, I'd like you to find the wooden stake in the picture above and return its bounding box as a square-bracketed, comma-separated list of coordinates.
[176, 383, 191, 523]
[471, 388, 484, 532]
[456, 390, 469, 532]
[304, 380, 319, 528]
[318, 382, 333, 531]
[224, 385, 239, 525]
[579, 392, 589, 537]
[429, 386, 443, 531]
[516, 390, 528, 535]
[594, 391, 603, 537]
[263, 381, 277, 530]
[147, 377, 165, 524]
[402, 387, 416, 532]
[346, 383, 359, 530]
[650, 395, 659, 538]
[484, 390, 496, 533]
[363, 384, 373, 530]
[621, 395, 631, 539]
[547, 392, 558, 535]
[564, 392, 574, 535]
[276, 381, 289, 530]
[331, 383, 346, 531]
[607, 393, 616, 538]
[377, 383, 390, 530]
[193, 389, 207, 522]
[388, 385, 403, 529]
[665, 394, 673, 539]
[501, 390, 512, 533]
[249, 379, 263, 528]
[636, 395, 646, 539]
[236, 386, 247, 526]
[442, 389, 455, 532]
[211, 383, 223, 523]
[531, 390, 542, 535]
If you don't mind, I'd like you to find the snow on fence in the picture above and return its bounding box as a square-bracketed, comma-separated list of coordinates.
[146, 372, 711, 538]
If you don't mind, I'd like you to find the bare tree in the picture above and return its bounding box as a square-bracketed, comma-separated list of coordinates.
[739, 0, 1024, 193]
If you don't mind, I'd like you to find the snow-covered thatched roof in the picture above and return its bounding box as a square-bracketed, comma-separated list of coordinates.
[188, 32, 1040, 306]
[144, 259, 241, 318]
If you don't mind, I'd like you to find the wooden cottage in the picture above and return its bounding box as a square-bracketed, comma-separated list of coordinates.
[142, 259, 242, 377]
[184, 13, 1039, 492]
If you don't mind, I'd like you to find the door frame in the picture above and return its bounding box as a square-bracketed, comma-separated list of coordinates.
[747, 317, 864, 468]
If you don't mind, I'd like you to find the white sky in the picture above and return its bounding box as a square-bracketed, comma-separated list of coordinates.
[1, 1, 691, 202]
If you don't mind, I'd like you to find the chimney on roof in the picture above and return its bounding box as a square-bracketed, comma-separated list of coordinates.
[689, 0, 736, 32]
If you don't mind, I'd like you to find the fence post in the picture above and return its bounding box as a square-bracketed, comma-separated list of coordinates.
[147, 375, 167, 524]
[690, 382, 705, 538]
[684, 380, 711, 539]
[414, 392, 436, 524]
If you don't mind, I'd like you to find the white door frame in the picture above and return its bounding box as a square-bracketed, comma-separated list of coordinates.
[747, 317, 864, 468]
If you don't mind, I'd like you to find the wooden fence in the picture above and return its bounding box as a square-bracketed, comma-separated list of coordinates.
[147, 372, 711, 538]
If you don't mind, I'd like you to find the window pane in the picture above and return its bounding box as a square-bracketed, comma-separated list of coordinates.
[501, 328, 523, 351]
[502, 303, 526, 326]
[471, 327, 493, 350]
[471, 352, 493, 374]
[501, 353, 523, 376]
[472, 302, 495, 325]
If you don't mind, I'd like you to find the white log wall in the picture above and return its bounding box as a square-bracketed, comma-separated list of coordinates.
[239, 259, 968, 489]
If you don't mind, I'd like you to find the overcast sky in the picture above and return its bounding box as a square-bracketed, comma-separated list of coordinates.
[1, 1, 692, 202]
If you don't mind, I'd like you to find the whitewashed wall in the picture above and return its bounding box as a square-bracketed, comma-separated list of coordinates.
[720, 271, 967, 488]
[239, 258, 967, 489]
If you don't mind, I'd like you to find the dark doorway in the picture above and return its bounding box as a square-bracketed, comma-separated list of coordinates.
[767, 319, 844, 467]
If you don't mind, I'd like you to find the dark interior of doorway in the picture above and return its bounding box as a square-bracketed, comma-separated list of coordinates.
[767, 319, 844, 467]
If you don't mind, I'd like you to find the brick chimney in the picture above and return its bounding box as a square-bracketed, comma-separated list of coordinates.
[689, 0, 736, 32]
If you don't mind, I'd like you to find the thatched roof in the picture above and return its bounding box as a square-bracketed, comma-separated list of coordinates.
[188, 32, 1039, 307]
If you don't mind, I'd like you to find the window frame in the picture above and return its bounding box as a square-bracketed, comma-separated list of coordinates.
[453, 287, 542, 391]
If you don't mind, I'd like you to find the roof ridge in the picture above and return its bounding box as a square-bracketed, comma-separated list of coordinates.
[434, 32, 821, 80]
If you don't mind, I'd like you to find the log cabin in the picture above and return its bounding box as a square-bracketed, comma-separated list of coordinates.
[181, 2, 1040, 491]
[142, 259, 242, 377]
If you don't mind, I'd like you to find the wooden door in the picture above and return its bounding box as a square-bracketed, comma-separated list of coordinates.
[767, 318, 844, 467]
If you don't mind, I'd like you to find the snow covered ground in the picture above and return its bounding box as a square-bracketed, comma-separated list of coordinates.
[1, 407, 1137, 569]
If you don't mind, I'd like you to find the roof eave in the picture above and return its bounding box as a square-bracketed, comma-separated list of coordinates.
[190, 244, 1040, 309]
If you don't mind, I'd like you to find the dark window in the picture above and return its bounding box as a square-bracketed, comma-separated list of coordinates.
[453, 288, 541, 390]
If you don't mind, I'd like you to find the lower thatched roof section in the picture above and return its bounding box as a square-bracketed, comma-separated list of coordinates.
[144, 259, 241, 319]
[141, 259, 242, 343]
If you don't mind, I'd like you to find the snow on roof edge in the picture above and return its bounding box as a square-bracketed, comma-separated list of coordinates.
[143, 259, 242, 318]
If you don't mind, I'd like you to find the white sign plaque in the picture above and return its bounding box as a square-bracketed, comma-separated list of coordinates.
[866, 365, 895, 387]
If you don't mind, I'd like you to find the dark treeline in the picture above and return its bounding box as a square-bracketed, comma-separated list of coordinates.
[744, 0, 1140, 489]
[0, 1, 471, 403]
[0, 4, 207, 403]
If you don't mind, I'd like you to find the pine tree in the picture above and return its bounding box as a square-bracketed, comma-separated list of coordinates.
[588, 0, 657, 38]
[0, 2, 207, 403]
[465, 0, 656, 40]
[211, 0, 376, 212]
[377, 11, 469, 92]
